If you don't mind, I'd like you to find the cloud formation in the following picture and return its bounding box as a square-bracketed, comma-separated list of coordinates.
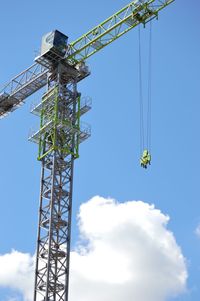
[0, 197, 187, 301]
[69, 196, 187, 301]
[0, 250, 34, 301]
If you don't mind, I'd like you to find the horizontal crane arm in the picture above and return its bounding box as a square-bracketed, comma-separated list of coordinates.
[0, 63, 48, 118]
[66, 0, 174, 64]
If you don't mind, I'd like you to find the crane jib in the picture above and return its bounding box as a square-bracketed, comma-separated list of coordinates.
[66, 0, 174, 63]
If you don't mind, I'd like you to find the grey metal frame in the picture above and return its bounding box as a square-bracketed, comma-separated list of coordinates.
[0, 63, 48, 118]
[31, 63, 91, 301]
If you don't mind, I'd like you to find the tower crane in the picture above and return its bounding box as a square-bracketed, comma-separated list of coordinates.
[0, 1, 174, 300]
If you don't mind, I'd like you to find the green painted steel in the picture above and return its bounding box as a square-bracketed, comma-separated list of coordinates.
[38, 87, 58, 160]
[76, 95, 81, 157]
[67, 0, 174, 64]
[37, 86, 81, 161]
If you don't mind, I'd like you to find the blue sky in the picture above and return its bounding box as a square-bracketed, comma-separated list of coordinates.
[0, 0, 200, 300]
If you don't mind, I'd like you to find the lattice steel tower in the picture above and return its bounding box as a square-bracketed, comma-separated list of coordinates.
[30, 32, 91, 301]
[0, 2, 174, 301]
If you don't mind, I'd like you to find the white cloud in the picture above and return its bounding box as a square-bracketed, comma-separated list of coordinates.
[0, 197, 187, 301]
[0, 250, 34, 301]
[69, 196, 187, 301]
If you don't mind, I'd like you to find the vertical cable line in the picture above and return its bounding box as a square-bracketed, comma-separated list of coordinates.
[138, 25, 144, 154]
[147, 20, 152, 152]
[138, 22, 152, 154]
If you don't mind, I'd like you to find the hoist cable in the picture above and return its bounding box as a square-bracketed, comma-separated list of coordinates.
[147, 20, 152, 152]
[138, 25, 144, 153]
[138, 22, 152, 156]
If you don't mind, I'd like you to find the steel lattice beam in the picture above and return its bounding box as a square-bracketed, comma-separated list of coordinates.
[0, 0, 174, 119]
[0, 63, 48, 118]
[66, 0, 174, 64]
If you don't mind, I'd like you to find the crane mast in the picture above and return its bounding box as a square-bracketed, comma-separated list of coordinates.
[0, 1, 174, 301]
[30, 62, 91, 301]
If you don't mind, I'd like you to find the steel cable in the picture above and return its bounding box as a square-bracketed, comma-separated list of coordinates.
[138, 25, 144, 154]
[147, 20, 152, 152]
